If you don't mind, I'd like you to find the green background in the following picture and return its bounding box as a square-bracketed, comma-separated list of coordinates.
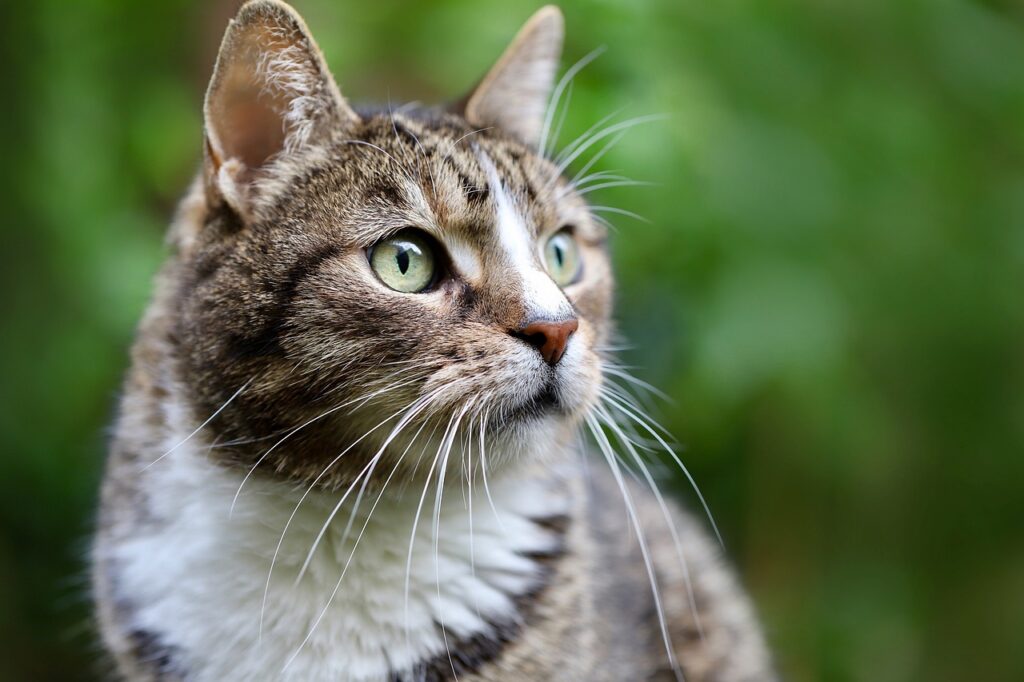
[2, 0, 1023, 680]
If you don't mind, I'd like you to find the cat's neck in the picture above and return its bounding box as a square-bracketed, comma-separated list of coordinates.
[112, 400, 575, 681]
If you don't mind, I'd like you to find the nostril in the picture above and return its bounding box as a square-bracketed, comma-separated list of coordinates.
[510, 318, 579, 366]
[511, 329, 548, 350]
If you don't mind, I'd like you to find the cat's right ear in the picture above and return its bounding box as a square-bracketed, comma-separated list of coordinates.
[203, 0, 358, 218]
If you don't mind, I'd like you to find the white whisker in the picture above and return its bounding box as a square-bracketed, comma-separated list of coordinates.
[602, 365, 672, 403]
[341, 139, 416, 186]
[440, 127, 494, 169]
[257, 396, 423, 640]
[282, 405, 436, 673]
[294, 386, 446, 584]
[432, 401, 473, 680]
[588, 204, 651, 224]
[404, 411, 456, 650]
[595, 404, 706, 642]
[143, 378, 253, 471]
[586, 414, 684, 682]
[573, 179, 655, 198]
[556, 114, 667, 178]
[477, 411, 507, 534]
[230, 368, 423, 515]
[569, 130, 629, 190]
[539, 46, 607, 158]
[600, 390, 723, 548]
[554, 109, 623, 167]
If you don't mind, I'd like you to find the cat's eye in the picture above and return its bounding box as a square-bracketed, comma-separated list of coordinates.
[369, 229, 438, 293]
[543, 230, 582, 287]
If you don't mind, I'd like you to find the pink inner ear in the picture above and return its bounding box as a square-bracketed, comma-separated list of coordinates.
[217, 79, 287, 171]
[207, 20, 313, 174]
[204, 3, 363, 197]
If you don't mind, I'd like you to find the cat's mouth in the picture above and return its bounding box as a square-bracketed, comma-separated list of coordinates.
[493, 381, 567, 430]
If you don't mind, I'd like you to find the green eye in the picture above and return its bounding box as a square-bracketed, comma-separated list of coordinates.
[544, 230, 582, 287]
[369, 229, 438, 293]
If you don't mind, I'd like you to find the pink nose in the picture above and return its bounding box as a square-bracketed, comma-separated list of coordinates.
[512, 318, 579, 366]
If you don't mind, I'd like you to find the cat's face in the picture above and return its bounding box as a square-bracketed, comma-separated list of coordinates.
[173, 1, 611, 487]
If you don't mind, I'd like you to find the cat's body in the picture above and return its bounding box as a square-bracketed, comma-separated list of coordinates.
[92, 3, 775, 680]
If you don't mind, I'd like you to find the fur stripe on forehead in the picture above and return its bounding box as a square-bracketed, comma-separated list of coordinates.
[475, 148, 572, 322]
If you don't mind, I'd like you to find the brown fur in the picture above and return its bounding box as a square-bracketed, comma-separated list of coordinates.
[93, 2, 775, 680]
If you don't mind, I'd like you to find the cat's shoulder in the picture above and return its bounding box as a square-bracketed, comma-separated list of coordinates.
[580, 460, 778, 681]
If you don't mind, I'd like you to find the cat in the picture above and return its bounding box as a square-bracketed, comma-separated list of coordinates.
[91, 2, 776, 680]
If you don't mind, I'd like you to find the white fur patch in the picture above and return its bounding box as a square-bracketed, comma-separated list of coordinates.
[115, 410, 567, 681]
[476, 150, 573, 322]
[446, 237, 484, 284]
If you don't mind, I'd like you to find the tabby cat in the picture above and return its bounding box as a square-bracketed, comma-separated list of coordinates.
[92, 2, 775, 680]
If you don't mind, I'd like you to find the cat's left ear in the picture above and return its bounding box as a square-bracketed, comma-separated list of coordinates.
[203, 0, 359, 216]
[459, 6, 564, 149]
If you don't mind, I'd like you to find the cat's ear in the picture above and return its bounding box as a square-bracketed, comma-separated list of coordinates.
[460, 6, 564, 149]
[203, 0, 358, 215]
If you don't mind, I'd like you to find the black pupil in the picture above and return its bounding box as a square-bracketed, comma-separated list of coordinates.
[554, 244, 565, 267]
[395, 246, 411, 274]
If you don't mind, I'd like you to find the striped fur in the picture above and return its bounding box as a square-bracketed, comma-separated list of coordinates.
[92, 2, 775, 680]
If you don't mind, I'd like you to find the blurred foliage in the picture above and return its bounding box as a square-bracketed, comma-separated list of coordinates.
[2, 0, 1023, 680]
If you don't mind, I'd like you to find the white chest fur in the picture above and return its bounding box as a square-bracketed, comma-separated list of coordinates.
[113, 434, 568, 682]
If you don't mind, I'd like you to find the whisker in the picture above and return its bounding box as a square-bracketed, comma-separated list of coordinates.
[230, 369, 423, 515]
[554, 109, 623, 168]
[390, 103, 437, 202]
[573, 179, 655, 198]
[588, 204, 652, 224]
[590, 213, 618, 233]
[571, 170, 630, 189]
[602, 366, 672, 403]
[594, 404, 706, 643]
[206, 431, 282, 450]
[341, 139, 416, 187]
[389, 99, 424, 185]
[440, 127, 494, 169]
[539, 45, 607, 158]
[404, 411, 457, 650]
[341, 139, 403, 167]
[142, 378, 253, 471]
[569, 130, 629, 190]
[600, 391, 723, 548]
[547, 80, 574, 161]
[556, 114, 667, 177]
[293, 386, 445, 584]
[585, 414, 684, 682]
[282, 407, 436, 673]
[464, 413, 481, 620]
[558, 171, 642, 201]
[599, 383, 664, 436]
[478, 410, 506, 534]
[432, 401, 473, 681]
[595, 339, 635, 353]
[257, 396, 422, 640]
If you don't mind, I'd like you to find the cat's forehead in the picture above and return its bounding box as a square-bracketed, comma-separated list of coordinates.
[286, 111, 593, 247]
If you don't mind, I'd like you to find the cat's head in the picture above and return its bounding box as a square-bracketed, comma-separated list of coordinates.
[172, 0, 613, 488]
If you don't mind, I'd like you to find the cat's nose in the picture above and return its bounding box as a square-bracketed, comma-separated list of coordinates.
[511, 318, 579, 366]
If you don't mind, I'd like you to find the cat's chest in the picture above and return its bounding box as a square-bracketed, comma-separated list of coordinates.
[111, 442, 569, 682]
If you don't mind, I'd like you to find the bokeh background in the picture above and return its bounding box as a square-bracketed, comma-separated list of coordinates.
[2, 0, 1023, 679]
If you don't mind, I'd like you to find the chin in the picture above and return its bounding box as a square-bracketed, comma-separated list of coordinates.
[490, 372, 601, 469]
